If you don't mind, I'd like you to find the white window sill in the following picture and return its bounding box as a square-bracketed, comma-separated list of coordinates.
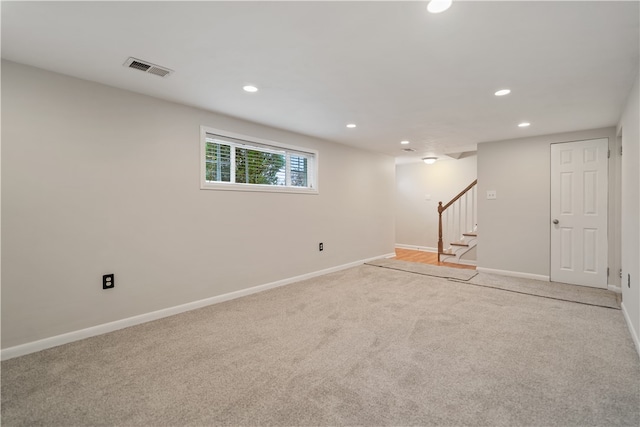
[201, 182, 318, 195]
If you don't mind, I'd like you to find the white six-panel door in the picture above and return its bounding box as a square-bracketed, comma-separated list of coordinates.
[550, 138, 608, 288]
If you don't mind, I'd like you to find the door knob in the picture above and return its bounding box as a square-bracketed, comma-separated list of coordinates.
[553, 219, 559, 225]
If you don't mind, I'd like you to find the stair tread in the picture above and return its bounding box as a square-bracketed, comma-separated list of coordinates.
[450, 241, 469, 247]
[463, 232, 477, 237]
[440, 249, 456, 255]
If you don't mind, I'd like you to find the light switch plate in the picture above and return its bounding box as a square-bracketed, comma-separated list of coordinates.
[486, 190, 497, 200]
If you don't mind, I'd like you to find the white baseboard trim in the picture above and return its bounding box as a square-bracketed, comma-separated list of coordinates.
[621, 302, 640, 357]
[476, 267, 550, 282]
[457, 259, 477, 266]
[1, 253, 394, 361]
[607, 284, 622, 294]
[395, 244, 437, 253]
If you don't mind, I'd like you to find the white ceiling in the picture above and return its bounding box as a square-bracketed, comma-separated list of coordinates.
[2, 1, 639, 161]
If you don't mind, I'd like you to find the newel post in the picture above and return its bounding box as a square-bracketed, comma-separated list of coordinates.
[437, 201, 444, 262]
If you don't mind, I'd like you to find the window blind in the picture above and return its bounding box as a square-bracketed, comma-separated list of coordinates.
[204, 132, 315, 190]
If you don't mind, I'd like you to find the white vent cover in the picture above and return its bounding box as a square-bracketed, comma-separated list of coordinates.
[123, 57, 173, 78]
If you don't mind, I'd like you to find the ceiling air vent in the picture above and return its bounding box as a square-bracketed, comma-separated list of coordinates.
[402, 148, 416, 152]
[123, 57, 173, 78]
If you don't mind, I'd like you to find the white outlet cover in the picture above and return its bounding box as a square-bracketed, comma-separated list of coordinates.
[487, 190, 497, 200]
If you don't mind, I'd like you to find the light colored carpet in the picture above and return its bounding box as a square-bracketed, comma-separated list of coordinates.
[461, 272, 621, 310]
[2, 265, 639, 426]
[367, 259, 619, 309]
[366, 258, 478, 281]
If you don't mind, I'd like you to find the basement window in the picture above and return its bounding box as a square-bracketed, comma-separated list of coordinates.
[200, 126, 318, 194]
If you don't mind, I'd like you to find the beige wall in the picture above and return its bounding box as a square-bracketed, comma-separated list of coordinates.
[395, 155, 477, 251]
[477, 127, 618, 277]
[618, 72, 640, 346]
[1, 61, 396, 348]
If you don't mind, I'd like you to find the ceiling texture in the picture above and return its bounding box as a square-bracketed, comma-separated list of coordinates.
[2, 1, 639, 162]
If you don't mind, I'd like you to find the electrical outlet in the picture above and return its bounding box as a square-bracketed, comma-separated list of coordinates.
[103, 274, 114, 290]
[319, 242, 324, 252]
[486, 190, 497, 200]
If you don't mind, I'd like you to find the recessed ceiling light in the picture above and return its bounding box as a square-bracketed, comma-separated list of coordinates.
[346, 124, 357, 128]
[518, 122, 531, 127]
[495, 89, 511, 96]
[427, 0, 452, 14]
[243, 85, 258, 93]
[401, 140, 410, 145]
[423, 157, 438, 164]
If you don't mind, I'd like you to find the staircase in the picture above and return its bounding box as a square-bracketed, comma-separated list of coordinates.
[438, 180, 477, 264]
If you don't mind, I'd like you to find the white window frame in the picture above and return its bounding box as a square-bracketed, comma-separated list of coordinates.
[200, 126, 319, 194]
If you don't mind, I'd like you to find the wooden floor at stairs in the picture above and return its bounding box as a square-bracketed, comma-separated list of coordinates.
[394, 248, 476, 270]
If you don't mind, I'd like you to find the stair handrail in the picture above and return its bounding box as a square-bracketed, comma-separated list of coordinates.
[438, 179, 477, 259]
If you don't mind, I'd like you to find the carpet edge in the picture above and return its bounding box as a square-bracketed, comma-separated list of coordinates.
[365, 261, 478, 281]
